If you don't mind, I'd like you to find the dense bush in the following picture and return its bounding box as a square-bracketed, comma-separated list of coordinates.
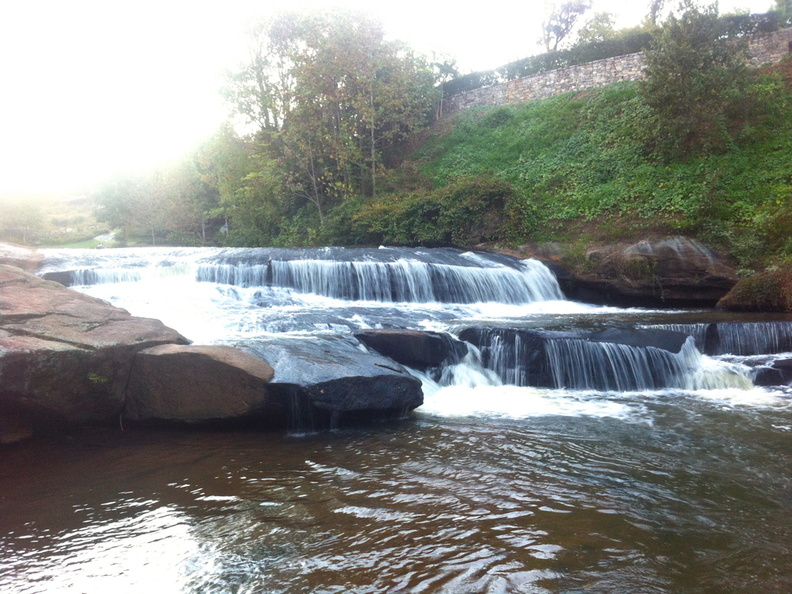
[352, 177, 535, 246]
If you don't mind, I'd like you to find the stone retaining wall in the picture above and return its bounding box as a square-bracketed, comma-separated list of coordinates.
[447, 27, 792, 113]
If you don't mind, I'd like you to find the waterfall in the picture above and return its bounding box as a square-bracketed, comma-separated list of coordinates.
[34, 246, 774, 394]
[710, 322, 792, 356]
[544, 337, 749, 391]
[41, 247, 564, 305]
[457, 328, 751, 392]
[263, 258, 561, 303]
[197, 263, 270, 287]
[194, 252, 563, 304]
[646, 322, 792, 356]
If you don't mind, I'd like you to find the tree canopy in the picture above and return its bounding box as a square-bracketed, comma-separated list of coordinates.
[225, 11, 437, 223]
[639, 1, 775, 159]
[541, 1, 593, 51]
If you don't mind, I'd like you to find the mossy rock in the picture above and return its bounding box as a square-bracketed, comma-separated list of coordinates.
[717, 267, 792, 312]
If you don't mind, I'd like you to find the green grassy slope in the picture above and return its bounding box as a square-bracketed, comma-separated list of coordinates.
[385, 75, 792, 270]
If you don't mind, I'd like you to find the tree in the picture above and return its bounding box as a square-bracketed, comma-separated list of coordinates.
[431, 53, 460, 118]
[94, 178, 138, 244]
[646, 0, 667, 27]
[194, 125, 285, 245]
[574, 12, 617, 45]
[775, 0, 792, 24]
[94, 163, 220, 246]
[225, 11, 437, 227]
[639, 1, 759, 159]
[541, 1, 593, 52]
[0, 198, 43, 244]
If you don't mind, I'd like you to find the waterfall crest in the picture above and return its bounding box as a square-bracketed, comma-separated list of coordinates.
[41, 247, 564, 305]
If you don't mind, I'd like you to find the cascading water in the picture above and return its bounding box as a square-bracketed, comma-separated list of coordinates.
[644, 321, 792, 356]
[35, 246, 769, 397]
[192, 249, 563, 304]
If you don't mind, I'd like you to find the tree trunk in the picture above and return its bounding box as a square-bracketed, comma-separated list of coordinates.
[370, 87, 376, 198]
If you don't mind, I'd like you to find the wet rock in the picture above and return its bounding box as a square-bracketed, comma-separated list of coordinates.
[355, 330, 468, 370]
[0, 265, 188, 427]
[238, 337, 423, 429]
[754, 359, 792, 387]
[586, 327, 688, 353]
[557, 237, 737, 307]
[0, 407, 34, 444]
[125, 345, 275, 423]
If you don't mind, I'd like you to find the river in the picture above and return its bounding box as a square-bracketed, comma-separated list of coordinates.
[1, 246, 791, 593]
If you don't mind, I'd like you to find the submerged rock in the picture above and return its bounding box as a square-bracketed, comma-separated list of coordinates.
[239, 337, 423, 429]
[125, 345, 275, 423]
[355, 330, 468, 370]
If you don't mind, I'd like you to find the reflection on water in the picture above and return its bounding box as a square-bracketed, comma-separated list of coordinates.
[2, 392, 791, 593]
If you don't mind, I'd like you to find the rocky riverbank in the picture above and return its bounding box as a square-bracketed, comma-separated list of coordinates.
[0, 244, 425, 442]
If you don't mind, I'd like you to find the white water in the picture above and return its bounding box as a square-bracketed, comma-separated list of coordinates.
[38, 247, 791, 419]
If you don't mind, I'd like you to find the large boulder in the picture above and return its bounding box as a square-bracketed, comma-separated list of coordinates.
[354, 330, 468, 370]
[0, 265, 189, 430]
[238, 337, 423, 429]
[0, 242, 42, 272]
[547, 237, 737, 307]
[717, 267, 792, 313]
[124, 345, 275, 423]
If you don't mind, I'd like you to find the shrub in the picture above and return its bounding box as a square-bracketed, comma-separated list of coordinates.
[353, 177, 536, 247]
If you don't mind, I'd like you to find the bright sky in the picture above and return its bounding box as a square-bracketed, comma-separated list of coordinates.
[0, 0, 773, 199]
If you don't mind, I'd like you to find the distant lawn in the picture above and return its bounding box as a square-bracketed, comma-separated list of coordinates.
[39, 238, 102, 249]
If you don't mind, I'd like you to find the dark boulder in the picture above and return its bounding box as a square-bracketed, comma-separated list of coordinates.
[754, 358, 792, 387]
[238, 337, 423, 429]
[355, 330, 468, 370]
[39, 270, 85, 287]
[125, 345, 275, 423]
